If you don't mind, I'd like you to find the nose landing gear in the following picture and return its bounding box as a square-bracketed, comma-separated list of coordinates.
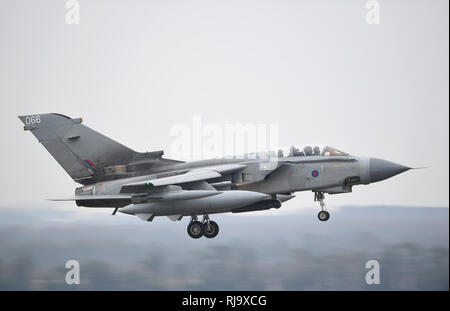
[187, 215, 220, 239]
[314, 192, 330, 221]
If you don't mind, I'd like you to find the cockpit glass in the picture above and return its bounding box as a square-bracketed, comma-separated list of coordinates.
[273, 145, 348, 158]
[322, 146, 348, 157]
[229, 145, 349, 160]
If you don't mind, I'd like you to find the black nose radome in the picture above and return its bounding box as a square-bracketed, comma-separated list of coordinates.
[369, 158, 411, 183]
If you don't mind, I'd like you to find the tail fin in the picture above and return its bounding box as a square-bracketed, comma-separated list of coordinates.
[19, 113, 138, 184]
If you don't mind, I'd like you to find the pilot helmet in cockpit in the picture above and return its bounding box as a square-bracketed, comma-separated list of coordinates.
[303, 146, 313, 156]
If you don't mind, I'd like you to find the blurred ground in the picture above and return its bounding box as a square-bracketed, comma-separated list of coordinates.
[0, 204, 448, 290]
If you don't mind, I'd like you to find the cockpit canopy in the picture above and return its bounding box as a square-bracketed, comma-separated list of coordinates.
[247, 145, 349, 159]
[229, 145, 349, 160]
[278, 145, 348, 158]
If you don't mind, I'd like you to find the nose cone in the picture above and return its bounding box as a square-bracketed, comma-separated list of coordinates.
[369, 158, 411, 183]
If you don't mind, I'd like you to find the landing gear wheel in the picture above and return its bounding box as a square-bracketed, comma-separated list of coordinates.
[187, 221, 204, 239]
[318, 210, 330, 221]
[203, 221, 219, 239]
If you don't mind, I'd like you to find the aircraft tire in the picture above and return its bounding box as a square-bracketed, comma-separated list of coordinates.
[203, 221, 219, 239]
[318, 211, 330, 221]
[187, 221, 204, 239]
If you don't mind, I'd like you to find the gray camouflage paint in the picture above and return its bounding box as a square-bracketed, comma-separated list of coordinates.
[18, 113, 411, 219]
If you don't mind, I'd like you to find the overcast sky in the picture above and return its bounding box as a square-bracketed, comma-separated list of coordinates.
[0, 0, 448, 208]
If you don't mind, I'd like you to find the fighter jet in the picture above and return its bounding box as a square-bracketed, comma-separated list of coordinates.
[19, 113, 414, 239]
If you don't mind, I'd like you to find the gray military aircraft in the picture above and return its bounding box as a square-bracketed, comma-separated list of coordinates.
[19, 113, 414, 239]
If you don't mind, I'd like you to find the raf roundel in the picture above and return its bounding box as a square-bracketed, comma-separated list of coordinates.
[312, 170, 319, 178]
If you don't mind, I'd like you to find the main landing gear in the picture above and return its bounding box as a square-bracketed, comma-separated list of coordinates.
[314, 192, 330, 221]
[187, 215, 220, 239]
